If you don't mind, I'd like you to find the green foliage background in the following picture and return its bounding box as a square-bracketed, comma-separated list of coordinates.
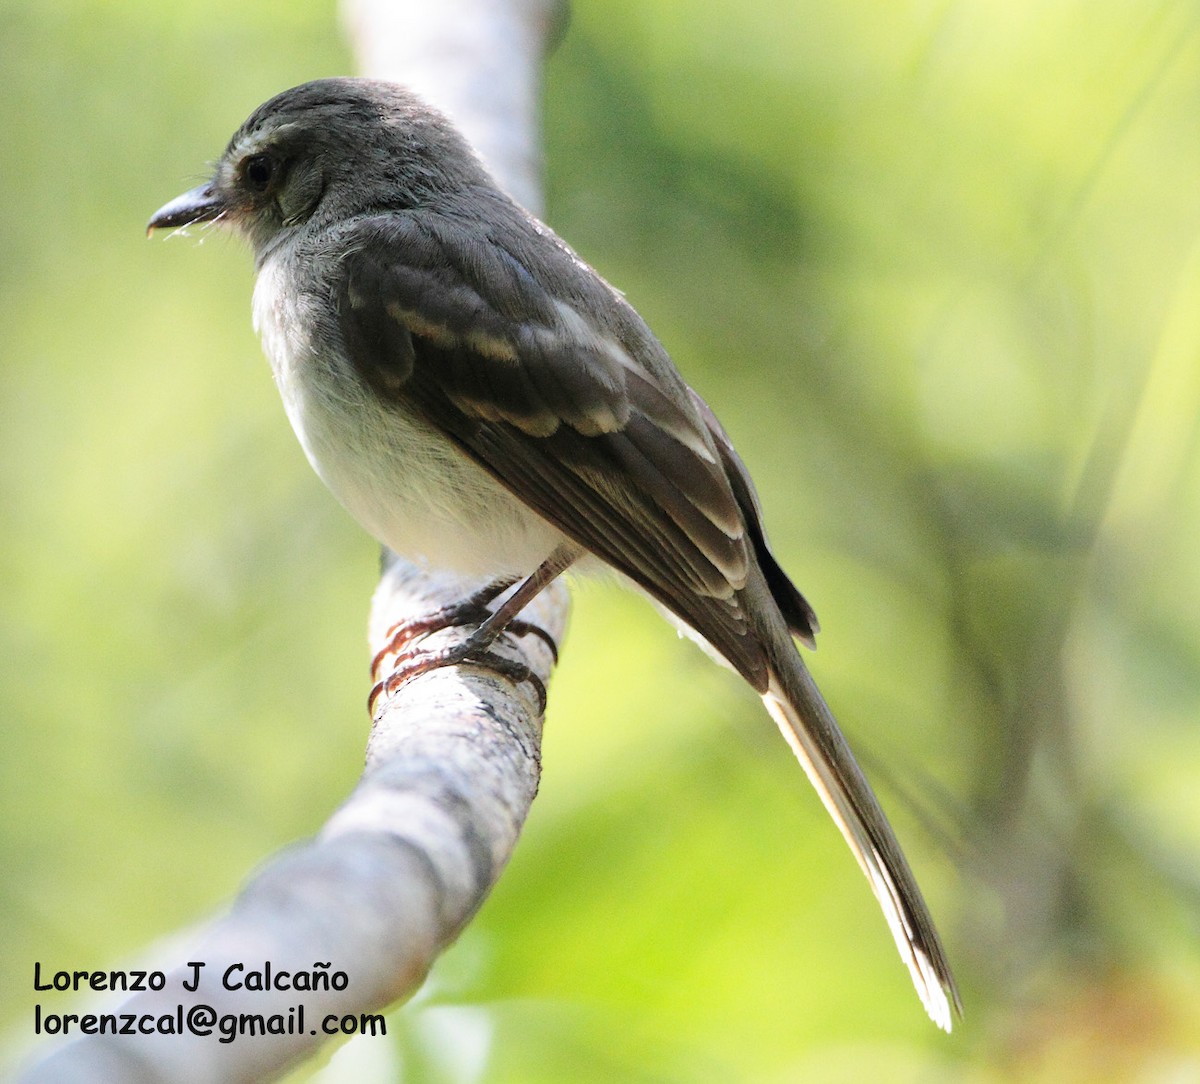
[4, 1, 1200, 1079]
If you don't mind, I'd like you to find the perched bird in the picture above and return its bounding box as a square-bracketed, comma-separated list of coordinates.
[149, 77, 960, 1029]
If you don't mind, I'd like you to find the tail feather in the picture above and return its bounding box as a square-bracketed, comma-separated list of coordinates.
[763, 660, 961, 1031]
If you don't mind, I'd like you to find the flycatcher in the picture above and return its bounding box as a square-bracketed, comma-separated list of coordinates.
[149, 77, 960, 1029]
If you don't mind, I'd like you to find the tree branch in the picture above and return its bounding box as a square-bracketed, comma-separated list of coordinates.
[16, 2, 567, 1079]
[18, 564, 568, 1084]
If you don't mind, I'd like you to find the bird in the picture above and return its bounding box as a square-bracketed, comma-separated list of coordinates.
[148, 77, 960, 1029]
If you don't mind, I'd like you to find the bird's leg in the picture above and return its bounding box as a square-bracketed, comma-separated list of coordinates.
[456, 542, 579, 657]
[370, 543, 580, 714]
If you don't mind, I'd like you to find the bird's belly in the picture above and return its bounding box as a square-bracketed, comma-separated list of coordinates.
[293, 374, 562, 576]
[257, 284, 563, 578]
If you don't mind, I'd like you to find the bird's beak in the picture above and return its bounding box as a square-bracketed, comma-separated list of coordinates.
[146, 182, 225, 236]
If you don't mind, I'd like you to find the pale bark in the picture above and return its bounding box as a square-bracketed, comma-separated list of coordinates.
[16, 1, 567, 1080]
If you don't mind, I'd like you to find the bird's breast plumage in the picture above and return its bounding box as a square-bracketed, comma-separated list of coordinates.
[251, 252, 566, 577]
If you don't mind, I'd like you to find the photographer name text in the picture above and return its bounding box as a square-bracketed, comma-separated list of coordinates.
[35, 960, 348, 994]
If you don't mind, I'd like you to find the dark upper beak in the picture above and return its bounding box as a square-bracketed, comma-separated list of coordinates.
[146, 182, 225, 236]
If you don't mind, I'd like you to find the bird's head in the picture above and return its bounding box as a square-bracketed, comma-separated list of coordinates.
[147, 78, 486, 258]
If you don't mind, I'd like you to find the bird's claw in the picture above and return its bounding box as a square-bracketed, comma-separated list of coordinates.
[368, 637, 547, 716]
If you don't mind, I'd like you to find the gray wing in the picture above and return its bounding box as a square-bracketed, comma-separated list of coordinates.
[333, 203, 816, 687]
[331, 206, 962, 1029]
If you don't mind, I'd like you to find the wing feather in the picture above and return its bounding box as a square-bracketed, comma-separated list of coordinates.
[333, 205, 815, 685]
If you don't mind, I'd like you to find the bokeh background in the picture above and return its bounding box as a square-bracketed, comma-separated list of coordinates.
[4, 1, 1200, 1080]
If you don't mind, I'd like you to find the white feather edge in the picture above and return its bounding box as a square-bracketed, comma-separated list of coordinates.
[763, 678, 954, 1033]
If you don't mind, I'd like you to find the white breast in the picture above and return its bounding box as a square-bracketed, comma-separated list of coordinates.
[252, 259, 565, 579]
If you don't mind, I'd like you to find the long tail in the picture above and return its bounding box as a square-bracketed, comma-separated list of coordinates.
[763, 652, 961, 1031]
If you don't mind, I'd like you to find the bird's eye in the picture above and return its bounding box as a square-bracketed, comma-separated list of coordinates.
[243, 154, 275, 193]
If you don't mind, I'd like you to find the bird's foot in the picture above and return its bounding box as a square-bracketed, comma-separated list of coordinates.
[370, 584, 558, 675]
[368, 582, 555, 715]
[368, 636, 547, 716]
[370, 594, 499, 674]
